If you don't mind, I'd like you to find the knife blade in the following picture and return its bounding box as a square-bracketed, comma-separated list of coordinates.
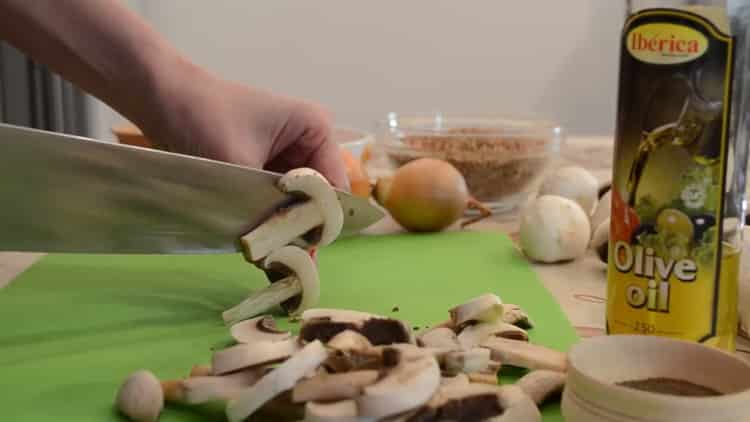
[0, 123, 383, 254]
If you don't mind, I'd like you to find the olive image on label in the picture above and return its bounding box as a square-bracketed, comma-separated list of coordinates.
[607, 2, 747, 351]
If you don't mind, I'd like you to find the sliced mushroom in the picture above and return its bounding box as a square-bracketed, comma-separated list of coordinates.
[230, 315, 292, 344]
[480, 337, 568, 372]
[300, 315, 413, 346]
[440, 373, 470, 389]
[517, 370, 567, 405]
[304, 400, 359, 421]
[443, 348, 492, 376]
[292, 370, 380, 402]
[241, 168, 344, 261]
[468, 372, 500, 385]
[417, 327, 461, 350]
[162, 368, 265, 404]
[357, 354, 441, 419]
[457, 321, 529, 349]
[449, 294, 504, 327]
[115, 370, 164, 422]
[502, 304, 534, 329]
[211, 338, 299, 375]
[401, 383, 540, 422]
[226, 340, 329, 422]
[223, 245, 319, 324]
[188, 364, 212, 378]
[301, 308, 385, 323]
[327, 330, 373, 352]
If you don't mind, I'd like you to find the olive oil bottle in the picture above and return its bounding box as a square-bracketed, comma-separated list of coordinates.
[607, 0, 749, 351]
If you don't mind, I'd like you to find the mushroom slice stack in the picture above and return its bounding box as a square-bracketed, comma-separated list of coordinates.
[300, 309, 414, 346]
[241, 168, 344, 261]
[226, 340, 329, 422]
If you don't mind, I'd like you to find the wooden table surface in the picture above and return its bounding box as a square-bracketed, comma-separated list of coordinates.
[3, 136, 749, 355]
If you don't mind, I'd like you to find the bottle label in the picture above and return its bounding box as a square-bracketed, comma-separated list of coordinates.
[607, 8, 737, 348]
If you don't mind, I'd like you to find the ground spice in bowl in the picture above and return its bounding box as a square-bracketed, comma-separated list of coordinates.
[617, 377, 722, 397]
[380, 117, 561, 211]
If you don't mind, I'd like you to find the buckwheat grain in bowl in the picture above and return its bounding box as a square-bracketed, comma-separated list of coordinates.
[369, 113, 564, 212]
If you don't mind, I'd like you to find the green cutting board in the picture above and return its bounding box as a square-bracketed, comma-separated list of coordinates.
[0, 231, 577, 421]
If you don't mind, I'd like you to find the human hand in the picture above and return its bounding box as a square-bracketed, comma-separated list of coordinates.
[140, 66, 348, 190]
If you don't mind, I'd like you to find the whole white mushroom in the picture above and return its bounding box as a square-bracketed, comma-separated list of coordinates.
[520, 195, 591, 263]
[539, 166, 599, 216]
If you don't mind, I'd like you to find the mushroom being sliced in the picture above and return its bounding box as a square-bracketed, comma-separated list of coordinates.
[223, 245, 320, 324]
[226, 340, 329, 422]
[241, 168, 344, 262]
[230, 315, 292, 344]
[417, 327, 461, 350]
[162, 368, 265, 404]
[517, 370, 567, 405]
[457, 321, 529, 349]
[480, 337, 567, 372]
[449, 294, 504, 327]
[400, 383, 540, 422]
[292, 370, 380, 402]
[357, 355, 441, 419]
[211, 338, 299, 375]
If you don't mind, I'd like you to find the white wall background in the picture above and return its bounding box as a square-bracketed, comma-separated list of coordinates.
[90, 1, 627, 141]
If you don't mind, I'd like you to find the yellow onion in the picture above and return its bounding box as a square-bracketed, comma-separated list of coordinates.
[374, 158, 490, 232]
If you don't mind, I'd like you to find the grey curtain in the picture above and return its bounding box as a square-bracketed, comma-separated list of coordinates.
[0, 42, 88, 136]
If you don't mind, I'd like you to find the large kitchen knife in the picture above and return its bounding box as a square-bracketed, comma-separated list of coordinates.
[0, 123, 383, 254]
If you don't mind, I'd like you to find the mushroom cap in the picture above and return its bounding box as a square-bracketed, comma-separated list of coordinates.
[279, 168, 344, 247]
[264, 245, 320, 316]
[115, 370, 164, 422]
[519, 195, 591, 263]
[539, 166, 599, 216]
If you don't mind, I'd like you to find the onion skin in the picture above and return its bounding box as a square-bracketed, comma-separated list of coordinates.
[379, 158, 469, 232]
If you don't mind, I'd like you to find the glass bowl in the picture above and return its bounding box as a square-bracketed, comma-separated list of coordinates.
[368, 112, 564, 213]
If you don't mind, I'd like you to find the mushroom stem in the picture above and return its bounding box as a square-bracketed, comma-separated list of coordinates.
[480, 337, 568, 372]
[241, 201, 323, 262]
[461, 197, 493, 228]
[222, 276, 301, 325]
